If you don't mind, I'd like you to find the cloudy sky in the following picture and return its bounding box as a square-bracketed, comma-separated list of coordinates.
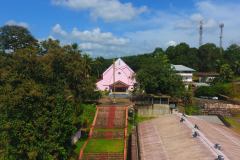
[1, 0, 240, 57]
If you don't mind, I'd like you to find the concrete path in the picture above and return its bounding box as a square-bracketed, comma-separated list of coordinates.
[138, 115, 215, 160]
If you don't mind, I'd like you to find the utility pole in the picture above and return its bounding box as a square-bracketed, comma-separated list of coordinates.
[219, 23, 224, 54]
[199, 20, 203, 47]
[113, 58, 116, 104]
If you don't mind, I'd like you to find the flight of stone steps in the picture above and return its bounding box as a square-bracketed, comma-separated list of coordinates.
[80, 106, 128, 160]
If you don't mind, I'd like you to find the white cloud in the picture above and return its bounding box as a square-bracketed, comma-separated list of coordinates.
[79, 43, 104, 50]
[190, 13, 204, 22]
[52, 24, 67, 36]
[47, 1, 240, 57]
[5, 20, 29, 28]
[38, 35, 56, 42]
[175, 13, 217, 30]
[52, 0, 147, 21]
[71, 27, 129, 45]
[50, 24, 129, 57]
[166, 40, 177, 47]
[52, 24, 129, 46]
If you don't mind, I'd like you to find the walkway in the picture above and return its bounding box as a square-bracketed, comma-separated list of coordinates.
[138, 115, 215, 160]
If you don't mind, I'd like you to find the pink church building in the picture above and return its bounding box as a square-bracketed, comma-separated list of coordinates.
[96, 58, 136, 92]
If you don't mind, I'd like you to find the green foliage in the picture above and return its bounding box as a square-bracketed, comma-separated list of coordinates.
[195, 83, 232, 97]
[84, 139, 124, 153]
[182, 89, 193, 106]
[185, 105, 201, 115]
[74, 137, 88, 155]
[0, 25, 38, 51]
[198, 43, 222, 72]
[224, 115, 240, 134]
[195, 86, 216, 97]
[91, 56, 112, 79]
[136, 54, 185, 97]
[224, 44, 240, 75]
[90, 43, 240, 79]
[218, 64, 234, 82]
[79, 104, 96, 128]
[0, 38, 97, 159]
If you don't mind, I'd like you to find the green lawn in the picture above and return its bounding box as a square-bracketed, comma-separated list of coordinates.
[224, 115, 240, 134]
[84, 139, 124, 153]
[74, 137, 88, 154]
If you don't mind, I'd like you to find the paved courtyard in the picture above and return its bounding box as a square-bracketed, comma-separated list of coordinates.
[138, 115, 232, 160]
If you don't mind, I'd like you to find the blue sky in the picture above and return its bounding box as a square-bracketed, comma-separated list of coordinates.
[1, 0, 240, 57]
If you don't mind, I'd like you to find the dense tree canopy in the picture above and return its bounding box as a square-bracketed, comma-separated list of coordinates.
[197, 43, 223, 72]
[218, 64, 234, 82]
[94, 42, 240, 77]
[0, 25, 38, 52]
[166, 43, 199, 70]
[136, 54, 185, 97]
[0, 31, 97, 159]
[224, 44, 240, 75]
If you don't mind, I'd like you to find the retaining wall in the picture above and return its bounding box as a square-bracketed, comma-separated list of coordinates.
[137, 104, 170, 117]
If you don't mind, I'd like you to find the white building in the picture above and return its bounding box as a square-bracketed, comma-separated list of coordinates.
[172, 65, 195, 87]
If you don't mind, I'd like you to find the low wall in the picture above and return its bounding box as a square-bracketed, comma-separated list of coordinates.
[196, 98, 240, 116]
[82, 153, 124, 160]
[137, 104, 170, 117]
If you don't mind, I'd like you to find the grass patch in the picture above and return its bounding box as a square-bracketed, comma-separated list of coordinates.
[84, 139, 124, 153]
[74, 137, 88, 154]
[79, 104, 96, 129]
[127, 114, 154, 135]
[127, 122, 133, 135]
[136, 115, 154, 123]
[224, 115, 240, 134]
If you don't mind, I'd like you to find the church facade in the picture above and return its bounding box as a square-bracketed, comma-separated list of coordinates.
[96, 58, 136, 92]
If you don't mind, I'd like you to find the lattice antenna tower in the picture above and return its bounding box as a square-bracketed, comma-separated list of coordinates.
[219, 23, 224, 52]
[199, 20, 203, 47]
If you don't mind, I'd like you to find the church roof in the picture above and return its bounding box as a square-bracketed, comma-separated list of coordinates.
[103, 58, 135, 75]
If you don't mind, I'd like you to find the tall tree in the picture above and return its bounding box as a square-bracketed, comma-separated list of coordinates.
[197, 43, 223, 72]
[136, 54, 185, 97]
[218, 64, 234, 82]
[224, 44, 240, 75]
[166, 43, 198, 70]
[0, 39, 97, 159]
[0, 25, 38, 51]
